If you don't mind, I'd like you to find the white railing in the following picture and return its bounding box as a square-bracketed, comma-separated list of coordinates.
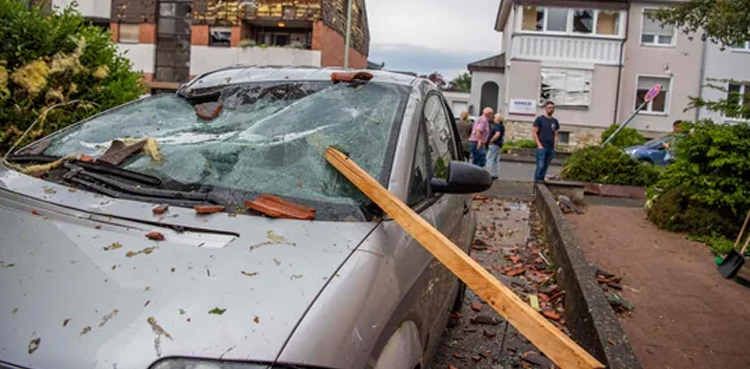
[190, 46, 322, 76]
[52, 0, 110, 19]
[511, 35, 622, 65]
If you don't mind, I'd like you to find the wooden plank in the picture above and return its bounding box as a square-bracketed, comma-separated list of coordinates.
[325, 147, 605, 369]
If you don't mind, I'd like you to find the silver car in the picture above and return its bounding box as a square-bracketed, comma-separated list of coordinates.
[0, 67, 491, 369]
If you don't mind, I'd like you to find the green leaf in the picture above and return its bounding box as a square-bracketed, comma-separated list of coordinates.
[208, 307, 227, 315]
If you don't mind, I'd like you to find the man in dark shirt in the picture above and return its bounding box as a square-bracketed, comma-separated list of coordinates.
[532, 101, 560, 182]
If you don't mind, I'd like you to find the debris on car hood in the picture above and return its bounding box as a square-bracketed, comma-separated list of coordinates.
[245, 193, 316, 220]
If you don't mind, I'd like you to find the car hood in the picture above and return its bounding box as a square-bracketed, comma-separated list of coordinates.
[0, 170, 377, 369]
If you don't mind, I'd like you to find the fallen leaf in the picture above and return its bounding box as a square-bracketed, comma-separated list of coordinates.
[209, 307, 227, 315]
[126, 246, 158, 258]
[43, 187, 56, 194]
[28, 337, 40, 354]
[99, 309, 119, 327]
[103, 242, 122, 251]
[80, 326, 91, 336]
[179, 309, 186, 315]
[290, 274, 303, 280]
[145, 231, 165, 241]
[147, 317, 172, 340]
[63, 318, 71, 327]
[267, 230, 285, 243]
[254, 316, 260, 324]
[241, 271, 258, 277]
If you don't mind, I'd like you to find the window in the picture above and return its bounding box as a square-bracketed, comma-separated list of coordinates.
[209, 26, 231, 47]
[521, 7, 621, 36]
[408, 125, 430, 207]
[726, 83, 750, 119]
[118, 23, 139, 44]
[641, 10, 675, 46]
[282, 6, 296, 20]
[732, 41, 750, 51]
[635, 76, 670, 113]
[573, 10, 594, 34]
[540, 68, 592, 107]
[423, 95, 457, 180]
[558, 132, 570, 146]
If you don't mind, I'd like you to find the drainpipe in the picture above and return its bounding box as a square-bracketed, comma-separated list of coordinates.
[344, 0, 353, 69]
[696, 36, 708, 121]
[613, 1, 631, 124]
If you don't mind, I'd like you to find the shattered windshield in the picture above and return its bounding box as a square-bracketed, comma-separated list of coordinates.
[39, 81, 409, 217]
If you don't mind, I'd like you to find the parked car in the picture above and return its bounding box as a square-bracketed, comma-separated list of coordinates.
[0, 67, 491, 369]
[624, 135, 675, 165]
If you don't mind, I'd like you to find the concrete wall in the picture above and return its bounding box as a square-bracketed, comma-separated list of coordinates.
[469, 71, 505, 116]
[699, 41, 750, 124]
[442, 92, 470, 117]
[618, 2, 703, 132]
[52, 0, 110, 20]
[116, 43, 155, 75]
[190, 46, 322, 76]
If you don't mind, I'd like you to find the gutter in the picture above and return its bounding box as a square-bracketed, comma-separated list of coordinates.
[696, 35, 708, 121]
[613, 0, 631, 124]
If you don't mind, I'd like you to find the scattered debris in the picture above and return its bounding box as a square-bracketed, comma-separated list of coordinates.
[250, 230, 296, 250]
[290, 274, 303, 280]
[11, 307, 18, 315]
[98, 139, 146, 166]
[77, 154, 95, 163]
[452, 352, 464, 359]
[244, 193, 316, 220]
[145, 231, 165, 241]
[179, 309, 186, 315]
[254, 316, 260, 324]
[472, 355, 482, 362]
[470, 301, 483, 312]
[147, 317, 172, 340]
[593, 266, 635, 313]
[126, 246, 158, 258]
[209, 307, 227, 315]
[98, 309, 119, 327]
[195, 102, 224, 120]
[103, 242, 122, 251]
[152, 204, 169, 215]
[63, 318, 70, 327]
[80, 326, 91, 336]
[27, 337, 40, 355]
[194, 205, 225, 214]
[471, 315, 502, 325]
[241, 271, 258, 277]
[484, 329, 497, 338]
[557, 195, 584, 214]
[521, 351, 555, 368]
[528, 295, 541, 311]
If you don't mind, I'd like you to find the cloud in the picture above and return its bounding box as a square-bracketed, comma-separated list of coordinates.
[366, 0, 502, 80]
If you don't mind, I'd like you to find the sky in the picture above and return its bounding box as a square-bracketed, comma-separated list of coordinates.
[366, 0, 502, 81]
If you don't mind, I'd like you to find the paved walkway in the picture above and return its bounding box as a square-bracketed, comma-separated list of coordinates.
[567, 205, 750, 369]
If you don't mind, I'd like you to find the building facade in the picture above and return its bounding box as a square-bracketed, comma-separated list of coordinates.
[478, 0, 747, 147]
[51, 0, 370, 93]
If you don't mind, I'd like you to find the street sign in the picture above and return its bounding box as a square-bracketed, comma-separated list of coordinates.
[644, 84, 662, 102]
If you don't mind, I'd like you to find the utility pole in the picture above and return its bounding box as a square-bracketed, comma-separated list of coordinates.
[344, 0, 353, 69]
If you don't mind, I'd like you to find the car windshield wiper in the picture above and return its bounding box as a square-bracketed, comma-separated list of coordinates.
[6, 154, 163, 186]
[62, 162, 220, 207]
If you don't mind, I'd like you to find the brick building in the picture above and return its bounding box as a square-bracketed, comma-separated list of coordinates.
[73, 0, 371, 93]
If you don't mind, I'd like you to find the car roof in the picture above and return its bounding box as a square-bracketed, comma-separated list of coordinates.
[180, 66, 421, 94]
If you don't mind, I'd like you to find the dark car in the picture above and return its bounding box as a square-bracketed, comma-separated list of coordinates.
[624, 135, 674, 165]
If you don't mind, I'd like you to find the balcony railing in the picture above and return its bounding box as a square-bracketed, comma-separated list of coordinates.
[511, 35, 623, 65]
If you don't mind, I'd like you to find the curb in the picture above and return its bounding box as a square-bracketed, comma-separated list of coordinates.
[535, 184, 642, 369]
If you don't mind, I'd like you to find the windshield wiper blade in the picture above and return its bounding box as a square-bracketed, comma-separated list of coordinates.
[66, 176, 209, 207]
[63, 162, 220, 204]
[7, 154, 163, 186]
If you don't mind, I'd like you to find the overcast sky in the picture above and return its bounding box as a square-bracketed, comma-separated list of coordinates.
[367, 0, 502, 81]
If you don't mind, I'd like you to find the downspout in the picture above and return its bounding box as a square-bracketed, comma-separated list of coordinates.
[613, 0, 631, 124]
[696, 36, 708, 121]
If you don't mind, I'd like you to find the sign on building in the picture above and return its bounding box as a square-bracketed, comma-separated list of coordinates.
[508, 99, 537, 116]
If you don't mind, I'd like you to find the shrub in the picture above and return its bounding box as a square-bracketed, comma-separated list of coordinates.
[647, 120, 750, 238]
[502, 139, 537, 154]
[561, 145, 659, 187]
[600, 124, 647, 149]
[0, 0, 144, 155]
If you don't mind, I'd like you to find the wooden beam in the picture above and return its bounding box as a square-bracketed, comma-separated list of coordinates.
[325, 147, 605, 369]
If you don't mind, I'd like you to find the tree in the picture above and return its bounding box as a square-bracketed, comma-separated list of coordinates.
[449, 72, 471, 93]
[0, 0, 145, 154]
[649, 1, 750, 48]
[419, 72, 447, 90]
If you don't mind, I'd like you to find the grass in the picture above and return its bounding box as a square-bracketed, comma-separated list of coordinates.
[690, 234, 737, 256]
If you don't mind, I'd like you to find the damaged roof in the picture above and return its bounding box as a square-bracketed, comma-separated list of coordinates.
[468, 54, 505, 73]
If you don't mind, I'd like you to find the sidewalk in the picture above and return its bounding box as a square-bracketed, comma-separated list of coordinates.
[567, 205, 750, 369]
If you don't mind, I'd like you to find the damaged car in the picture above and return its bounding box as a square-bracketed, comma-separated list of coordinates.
[0, 67, 491, 369]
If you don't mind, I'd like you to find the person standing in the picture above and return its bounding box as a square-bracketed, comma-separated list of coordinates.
[469, 107, 493, 167]
[532, 101, 559, 183]
[487, 113, 505, 180]
[456, 111, 473, 161]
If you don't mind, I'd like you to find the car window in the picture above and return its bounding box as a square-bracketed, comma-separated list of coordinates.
[34, 81, 410, 218]
[423, 94, 457, 180]
[407, 124, 430, 207]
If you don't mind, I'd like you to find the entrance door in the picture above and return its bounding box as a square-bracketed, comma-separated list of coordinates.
[480, 81, 499, 112]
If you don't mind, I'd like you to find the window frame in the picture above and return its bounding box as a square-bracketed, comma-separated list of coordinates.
[558, 131, 571, 146]
[724, 82, 750, 123]
[406, 122, 432, 209]
[118, 23, 140, 44]
[640, 8, 677, 47]
[634, 74, 672, 115]
[539, 67, 593, 108]
[209, 26, 232, 47]
[731, 41, 750, 52]
[516, 6, 624, 38]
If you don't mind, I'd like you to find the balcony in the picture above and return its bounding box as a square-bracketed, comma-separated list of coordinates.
[511, 34, 623, 66]
[190, 46, 322, 76]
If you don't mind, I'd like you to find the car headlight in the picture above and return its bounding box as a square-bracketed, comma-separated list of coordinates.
[150, 359, 319, 369]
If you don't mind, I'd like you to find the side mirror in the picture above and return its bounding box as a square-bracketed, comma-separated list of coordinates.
[430, 161, 492, 194]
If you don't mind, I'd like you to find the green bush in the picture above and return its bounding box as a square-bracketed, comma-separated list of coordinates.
[502, 139, 537, 154]
[561, 145, 659, 187]
[0, 0, 144, 155]
[647, 121, 750, 238]
[600, 124, 647, 149]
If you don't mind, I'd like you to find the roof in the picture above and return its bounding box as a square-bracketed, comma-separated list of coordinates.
[180, 66, 419, 94]
[468, 54, 505, 73]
